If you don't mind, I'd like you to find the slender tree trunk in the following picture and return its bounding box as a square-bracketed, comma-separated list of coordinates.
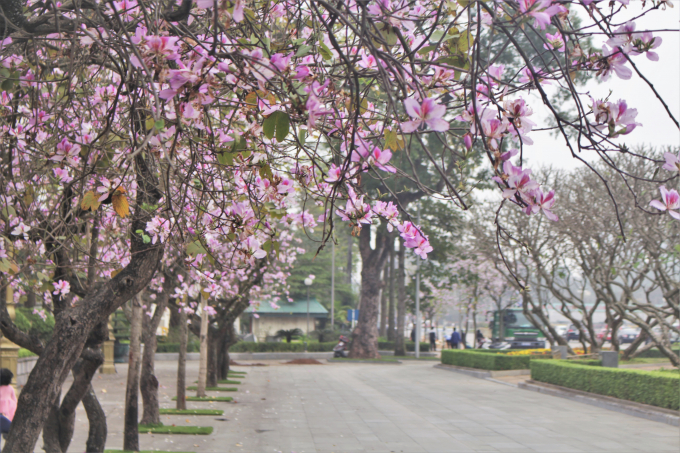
[197, 294, 209, 397]
[124, 296, 143, 450]
[176, 306, 188, 410]
[207, 328, 219, 388]
[379, 263, 387, 338]
[472, 307, 478, 349]
[394, 240, 406, 356]
[387, 242, 396, 341]
[346, 227, 353, 285]
[140, 286, 170, 425]
[82, 384, 107, 453]
[621, 326, 650, 360]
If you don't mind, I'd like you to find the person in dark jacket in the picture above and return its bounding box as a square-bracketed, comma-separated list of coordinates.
[410, 327, 416, 342]
[429, 327, 437, 351]
[450, 328, 461, 349]
[476, 329, 485, 348]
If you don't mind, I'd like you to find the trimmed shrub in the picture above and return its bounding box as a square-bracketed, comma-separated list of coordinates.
[636, 347, 680, 359]
[18, 348, 37, 358]
[228, 341, 337, 353]
[156, 342, 200, 353]
[441, 350, 550, 370]
[531, 359, 680, 410]
[378, 341, 430, 352]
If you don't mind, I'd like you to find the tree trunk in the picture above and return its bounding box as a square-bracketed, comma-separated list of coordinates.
[220, 321, 239, 379]
[176, 306, 188, 410]
[207, 328, 219, 388]
[197, 294, 209, 397]
[472, 307, 478, 349]
[394, 240, 406, 356]
[81, 383, 107, 453]
[348, 227, 389, 359]
[1, 153, 164, 453]
[346, 227, 353, 285]
[42, 346, 106, 452]
[124, 296, 143, 451]
[379, 262, 387, 338]
[140, 268, 174, 426]
[387, 242, 396, 341]
[621, 325, 651, 360]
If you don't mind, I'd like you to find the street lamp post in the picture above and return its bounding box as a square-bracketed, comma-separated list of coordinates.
[304, 276, 313, 352]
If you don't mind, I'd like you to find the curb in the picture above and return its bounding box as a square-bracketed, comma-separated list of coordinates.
[434, 364, 530, 378]
[519, 380, 679, 427]
[326, 359, 403, 364]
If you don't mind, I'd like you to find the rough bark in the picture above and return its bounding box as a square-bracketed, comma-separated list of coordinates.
[196, 294, 209, 397]
[140, 269, 174, 426]
[348, 227, 389, 358]
[621, 325, 651, 360]
[379, 262, 387, 338]
[394, 240, 406, 356]
[123, 295, 143, 451]
[176, 307, 188, 410]
[2, 152, 164, 453]
[207, 329, 219, 388]
[82, 385, 107, 453]
[41, 340, 106, 452]
[387, 242, 396, 341]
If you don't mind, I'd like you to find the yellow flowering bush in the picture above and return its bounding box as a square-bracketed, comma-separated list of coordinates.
[505, 349, 551, 356]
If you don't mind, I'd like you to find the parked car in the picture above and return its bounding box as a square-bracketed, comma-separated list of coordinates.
[565, 325, 580, 341]
[554, 325, 568, 338]
[596, 326, 611, 342]
[618, 328, 640, 344]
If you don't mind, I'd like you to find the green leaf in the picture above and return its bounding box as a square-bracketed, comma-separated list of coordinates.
[217, 152, 234, 166]
[262, 240, 272, 252]
[275, 112, 290, 142]
[298, 129, 307, 143]
[295, 45, 312, 57]
[187, 240, 208, 257]
[0, 68, 9, 79]
[263, 114, 277, 139]
[145, 117, 155, 131]
[318, 42, 333, 61]
[1, 79, 13, 91]
[154, 119, 165, 130]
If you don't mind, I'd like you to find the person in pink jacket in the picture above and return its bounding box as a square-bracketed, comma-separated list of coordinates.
[0, 368, 16, 439]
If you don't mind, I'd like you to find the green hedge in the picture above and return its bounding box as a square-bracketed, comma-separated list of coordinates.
[636, 347, 680, 359]
[378, 341, 430, 352]
[440, 350, 550, 370]
[531, 359, 680, 410]
[228, 341, 338, 352]
[156, 342, 201, 353]
[566, 359, 602, 367]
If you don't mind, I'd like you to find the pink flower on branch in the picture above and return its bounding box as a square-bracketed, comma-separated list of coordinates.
[662, 152, 680, 174]
[649, 186, 680, 220]
[53, 280, 71, 297]
[401, 97, 449, 133]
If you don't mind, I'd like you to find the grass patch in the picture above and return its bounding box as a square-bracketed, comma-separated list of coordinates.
[186, 386, 237, 392]
[159, 408, 224, 416]
[172, 396, 233, 402]
[217, 379, 242, 384]
[138, 423, 213, 435]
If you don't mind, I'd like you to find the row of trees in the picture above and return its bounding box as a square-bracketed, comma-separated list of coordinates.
[0, 0, 677, 450]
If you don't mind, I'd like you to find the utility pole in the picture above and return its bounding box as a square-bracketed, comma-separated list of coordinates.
[415, 204, 421, 359]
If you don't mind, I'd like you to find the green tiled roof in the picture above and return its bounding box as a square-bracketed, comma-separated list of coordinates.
[247, 298, 328, 316]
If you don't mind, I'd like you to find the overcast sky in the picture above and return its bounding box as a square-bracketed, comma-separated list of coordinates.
[524, 2, 680, 170]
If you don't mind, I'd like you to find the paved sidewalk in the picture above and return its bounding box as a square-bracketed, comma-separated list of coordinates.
[60, 360, 678, 452]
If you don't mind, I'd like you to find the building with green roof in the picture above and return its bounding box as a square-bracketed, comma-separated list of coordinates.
[246, 298, 328, 342]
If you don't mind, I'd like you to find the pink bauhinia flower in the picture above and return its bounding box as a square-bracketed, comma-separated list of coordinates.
[518, 0, 563, 30]
[631, 31, 663, 61]
[53, 280, 71, 296]
[600, 45, 632, 81]
[306, 93, 332, 129]
[401, 97, 449, 133]
[650, 186, 680, 220]
[524, 189, 558, 221]
[662, 152, 680, 173]
[544, 32, 566, 52]
[325, 164, 343, 183]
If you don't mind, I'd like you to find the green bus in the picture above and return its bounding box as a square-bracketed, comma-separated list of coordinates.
[490, 309, 545, 349]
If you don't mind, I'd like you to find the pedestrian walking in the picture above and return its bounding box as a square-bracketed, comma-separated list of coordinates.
[450, 328, 461, 349]
[429, 326, 437, 351]
[445, 327, 452, 349]
[0, 368, 16, 442]
[410, 327, 416, 342]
